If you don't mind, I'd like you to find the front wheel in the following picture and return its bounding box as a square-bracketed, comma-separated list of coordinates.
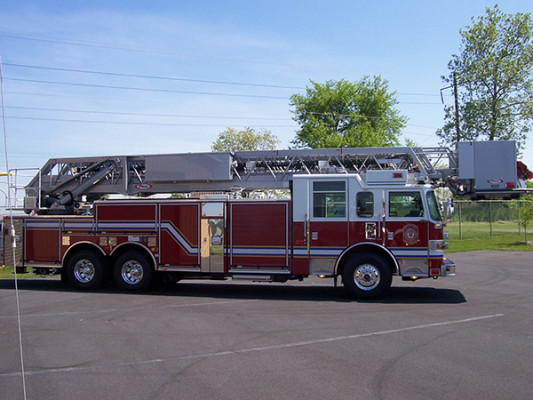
[113, 251, 154, 292]
[341, 253, 392, 299]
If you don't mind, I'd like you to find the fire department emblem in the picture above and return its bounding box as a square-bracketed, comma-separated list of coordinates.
[403, 224, 419, 245]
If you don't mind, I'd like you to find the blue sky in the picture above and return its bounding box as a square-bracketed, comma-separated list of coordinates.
[0, 1, 532, 206]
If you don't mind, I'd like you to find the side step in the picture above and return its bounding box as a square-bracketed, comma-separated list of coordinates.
[231, 274, 273, 282]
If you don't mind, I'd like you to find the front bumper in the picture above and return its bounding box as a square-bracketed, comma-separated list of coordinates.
[442, 257, 456, 277]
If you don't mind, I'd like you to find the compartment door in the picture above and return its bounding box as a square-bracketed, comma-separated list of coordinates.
[229, 202, 289, 270]
[200, 202, 226, 273]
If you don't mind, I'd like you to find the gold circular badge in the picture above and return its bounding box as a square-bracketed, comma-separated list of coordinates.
[403, 224, 419, 245]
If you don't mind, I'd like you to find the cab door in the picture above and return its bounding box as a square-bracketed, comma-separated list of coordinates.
[349, 188, 384, 246]
[307, 178, 349, 275]
[384, 190, 429, 277]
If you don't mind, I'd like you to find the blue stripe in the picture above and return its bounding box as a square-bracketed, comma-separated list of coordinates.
[64, 221, 93, 230]
[232, 247, 287, 257]
[391, 248, 429, 258]
[160, 222, 198, 255]
[98, 221, 156, 230]
[26, 221, 61, 229]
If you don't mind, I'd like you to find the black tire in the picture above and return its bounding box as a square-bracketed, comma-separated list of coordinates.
[341, 253, 392, 299]
[66, 250, 106, 290]
[113, 251, 154, 292]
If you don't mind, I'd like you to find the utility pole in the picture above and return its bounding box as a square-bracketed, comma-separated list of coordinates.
[453, 71, 461, 146]
[440, 71, 461, 149]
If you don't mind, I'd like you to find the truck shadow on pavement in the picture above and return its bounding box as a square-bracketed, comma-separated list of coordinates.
[0, 278, 466, 304]
[158, 282, 467, 304]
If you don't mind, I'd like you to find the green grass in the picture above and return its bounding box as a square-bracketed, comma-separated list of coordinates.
[447, 221, 523, 238]
[0, 265, 18, 279]
[445, 221, 533, 252]
[0, 265, 58, 279]
[447, 234, 533, 252]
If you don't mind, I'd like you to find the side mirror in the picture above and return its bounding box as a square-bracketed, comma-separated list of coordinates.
[446, 199, 455, 222]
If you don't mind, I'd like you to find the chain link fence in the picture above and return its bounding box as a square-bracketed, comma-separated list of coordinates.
[447, 200, 533, 240]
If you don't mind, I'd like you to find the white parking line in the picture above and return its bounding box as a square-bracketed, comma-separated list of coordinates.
[0, 313, 504, 378]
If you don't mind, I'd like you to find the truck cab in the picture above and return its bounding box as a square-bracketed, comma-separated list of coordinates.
[292, 172, 454, 297]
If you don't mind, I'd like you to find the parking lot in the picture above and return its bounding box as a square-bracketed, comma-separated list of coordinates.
[1, 251, 532, 400]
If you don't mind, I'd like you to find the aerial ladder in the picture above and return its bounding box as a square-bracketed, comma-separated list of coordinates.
[21, 140, 531, 215]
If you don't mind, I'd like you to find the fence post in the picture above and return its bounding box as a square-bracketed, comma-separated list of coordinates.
[518, 200, 521, 235]
[489, 201, 493, 237]
[458, 201, 463, 240]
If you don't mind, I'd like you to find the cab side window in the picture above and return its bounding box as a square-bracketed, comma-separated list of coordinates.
[313, 181, 346, 218]
[389, 191, 424, 218]
[356, 192, 374, 218]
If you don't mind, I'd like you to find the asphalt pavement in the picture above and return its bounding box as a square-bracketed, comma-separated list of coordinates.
[1, 251, 532, 400]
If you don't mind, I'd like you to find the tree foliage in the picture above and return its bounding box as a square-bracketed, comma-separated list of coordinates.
[290, 77, 406, 148]
[518, 194, 533, 242]
[438, 5, 533, 150]
[211, 127, 280, 152]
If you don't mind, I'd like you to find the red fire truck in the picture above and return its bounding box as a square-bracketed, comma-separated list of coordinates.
[4, 141, 530, 298]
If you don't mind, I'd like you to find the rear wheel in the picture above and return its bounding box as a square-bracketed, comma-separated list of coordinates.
[66, 250, 106, 290]
[113, 251, 154, 292]
[341, 253, 392, 299]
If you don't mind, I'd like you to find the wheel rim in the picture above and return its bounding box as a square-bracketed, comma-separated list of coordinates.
[73, 259, 95, 283]
[353, 264, 380, 291]
[121, 260, 144, 285]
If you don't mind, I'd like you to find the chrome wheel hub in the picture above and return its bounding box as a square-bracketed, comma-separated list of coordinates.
[73, 259, 95, 283]
[121, 260, 144, 285]
[353, 264, 380, 291]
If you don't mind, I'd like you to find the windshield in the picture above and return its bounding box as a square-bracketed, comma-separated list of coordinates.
[426, 190, 443, 221]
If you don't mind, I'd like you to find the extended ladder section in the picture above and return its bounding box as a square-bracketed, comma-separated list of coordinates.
[22, 141, 529, 214]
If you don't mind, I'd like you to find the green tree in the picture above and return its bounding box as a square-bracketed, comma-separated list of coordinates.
[517, 181, 533, 242]
[211, 127, 280, 152]
[404, 138, 418, 147]
[438, 5, 533, 150]
[290, 77, 406, 148]
[518, 194, 533, 242]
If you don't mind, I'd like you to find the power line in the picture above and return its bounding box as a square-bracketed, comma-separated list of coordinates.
[3, 62, 303, 90]
[6, 105, 415, 123]
[4, 77, 289, 100]
[0, 31, 317, 69]
[5, 115, 296, 128]
[1, 55, 28, 400]
[5, 89, 444, 107]
[6, 90, 179, 104]
[3, 62, 449, 98]
[5, 103, 442, 126]
[6, 105, 290, 121]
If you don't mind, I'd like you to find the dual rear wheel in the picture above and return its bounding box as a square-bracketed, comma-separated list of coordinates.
[66, 250, 153, 292]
